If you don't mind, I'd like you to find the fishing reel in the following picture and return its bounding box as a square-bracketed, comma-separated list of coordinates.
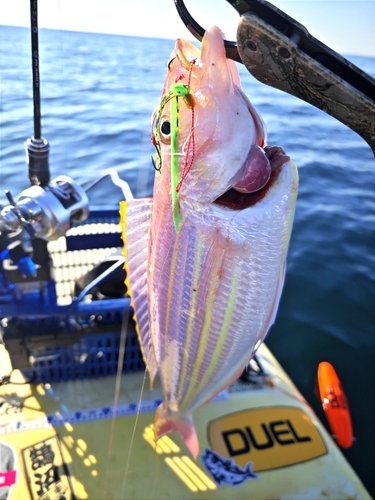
[0, 176, 89, 283]
[0, 175, 89, 241]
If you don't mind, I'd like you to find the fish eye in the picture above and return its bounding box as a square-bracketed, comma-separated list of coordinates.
[161, 121, 171, 135]
[159, 117, 171, 144]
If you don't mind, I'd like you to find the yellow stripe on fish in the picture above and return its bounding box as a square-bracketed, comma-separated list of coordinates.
[178, 243, 224, 411]
[187, 267, 240, 409]
[163, 223, 185, 413]
[176, 238, 203, 402]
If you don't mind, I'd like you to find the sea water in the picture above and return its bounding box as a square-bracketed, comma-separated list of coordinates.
[0, 25, 374, 495]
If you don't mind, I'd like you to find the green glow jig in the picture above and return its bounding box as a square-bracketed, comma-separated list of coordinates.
[153, 83, 195, 231]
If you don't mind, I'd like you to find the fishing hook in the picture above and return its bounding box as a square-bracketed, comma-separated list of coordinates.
[174, 0, 375, 153]
[173, 0, 241, 62]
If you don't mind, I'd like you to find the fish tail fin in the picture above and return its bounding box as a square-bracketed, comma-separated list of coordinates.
[154, 403, 199, 459]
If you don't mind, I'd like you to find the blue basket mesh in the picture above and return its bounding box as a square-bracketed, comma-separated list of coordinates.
[26, 329, 145, 382]
[4, 207, 147, 383]
[9, 285, 146, 383]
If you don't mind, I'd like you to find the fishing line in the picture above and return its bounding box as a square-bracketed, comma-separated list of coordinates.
[176, 107, 195, 193]
[121, 367, 148, 497]
[103, 306, 129, 499]
[176, 58, 196, 193]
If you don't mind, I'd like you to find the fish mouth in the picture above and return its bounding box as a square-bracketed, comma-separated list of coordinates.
[214, 167, 281, 209]
[214, 146, 290, 210]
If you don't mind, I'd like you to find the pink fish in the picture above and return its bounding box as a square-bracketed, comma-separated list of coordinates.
[120, 26, 298, 459]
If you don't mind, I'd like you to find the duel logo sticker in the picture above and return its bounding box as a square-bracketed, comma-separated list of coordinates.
[208, 406, 327, 472]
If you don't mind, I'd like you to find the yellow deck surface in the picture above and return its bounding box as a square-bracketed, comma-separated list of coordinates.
[0, 343, 371, 499]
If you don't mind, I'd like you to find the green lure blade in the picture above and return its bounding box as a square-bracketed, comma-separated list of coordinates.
[154, 83, 194, 232]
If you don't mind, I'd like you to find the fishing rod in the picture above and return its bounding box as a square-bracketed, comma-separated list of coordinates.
[0, 0, 89, 278]
[26, 0, 50, 187]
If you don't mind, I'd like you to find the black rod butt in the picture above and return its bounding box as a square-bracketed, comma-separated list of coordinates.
[25, 136, 50, 187]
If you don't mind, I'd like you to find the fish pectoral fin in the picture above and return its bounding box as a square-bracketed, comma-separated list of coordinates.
[120, 198, 157, 386]
[154, 403, 199, 459]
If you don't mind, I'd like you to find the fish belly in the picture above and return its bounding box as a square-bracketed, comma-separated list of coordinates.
[149, 177, 295, 421]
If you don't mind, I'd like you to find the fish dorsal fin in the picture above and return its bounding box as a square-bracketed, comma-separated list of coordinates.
[120, 198, 157, 386]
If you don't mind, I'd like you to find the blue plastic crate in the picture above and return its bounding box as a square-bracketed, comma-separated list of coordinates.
[24, 327, 145, 382]
[2, 204, 147, 383]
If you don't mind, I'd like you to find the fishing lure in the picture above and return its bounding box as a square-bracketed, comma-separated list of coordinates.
[152, 83, 195, 231]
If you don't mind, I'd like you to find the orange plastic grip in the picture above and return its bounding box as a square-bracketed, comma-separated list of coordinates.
[317, 361, 353, 449]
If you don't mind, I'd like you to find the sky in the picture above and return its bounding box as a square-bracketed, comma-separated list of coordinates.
[0, 0, 374, 57]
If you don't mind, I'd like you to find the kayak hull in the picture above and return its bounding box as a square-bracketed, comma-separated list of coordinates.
[0, 342, 370, 500]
